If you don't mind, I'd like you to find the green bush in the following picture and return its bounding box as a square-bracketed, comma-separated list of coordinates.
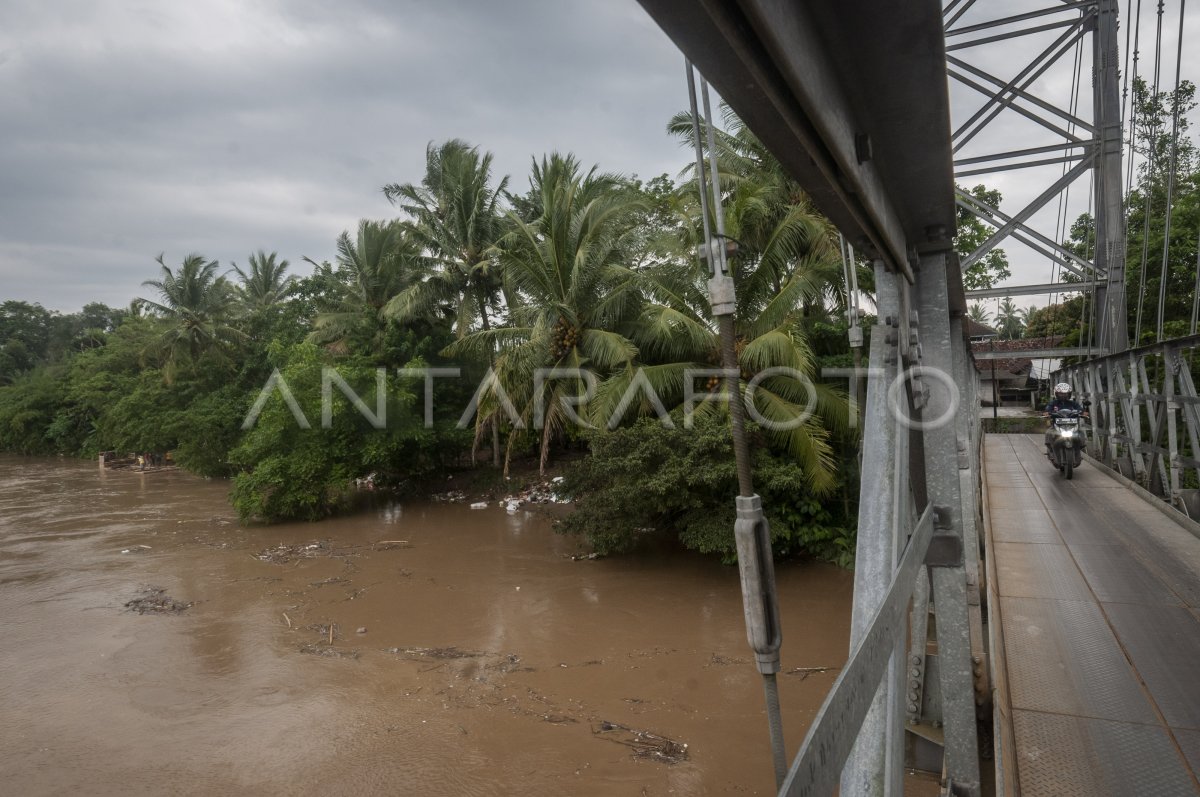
[559, 414, 856, 565]
[228, 342, 468, 523]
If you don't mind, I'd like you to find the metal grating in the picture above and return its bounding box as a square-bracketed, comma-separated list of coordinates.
[1068, 544, 1184, 606]
[1001, 596, 1157, 724]
[1104, 603, 1200, 730]
[1175, 728, 1200, 780]
[993, 543, 1092, 601]
[1013, 710, 1198, 796]
[1048, 508, 1125, 546]
[989, 512, 1063, 545]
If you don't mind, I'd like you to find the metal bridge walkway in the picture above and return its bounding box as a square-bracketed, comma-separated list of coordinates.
[983, 434, 1200, 795]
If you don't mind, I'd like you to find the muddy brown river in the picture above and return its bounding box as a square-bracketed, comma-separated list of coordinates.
[0, 455, 894, 795]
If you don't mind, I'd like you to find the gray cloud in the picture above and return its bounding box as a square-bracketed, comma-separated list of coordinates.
[2, 0, 1196, 316]
[0, 0, 688, 310]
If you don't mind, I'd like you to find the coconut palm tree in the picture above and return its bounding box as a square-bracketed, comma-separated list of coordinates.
[590, 107, 848, 492]
[136, 253, 242, 380]
[449, 153, 645, 474]
[968, 302, 991, 325]
[995, 296, 1025, 340]
[308, 220, 420, 355]
[382, 140, 509, 337]
[593, 200, 848, 493]
[232, 250, 294, 313]
[383, 140, 510, 464]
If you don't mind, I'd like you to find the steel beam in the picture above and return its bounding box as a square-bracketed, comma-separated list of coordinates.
[914, 250, 982, 796]
[953, 140, 1092, 166]
[955, 187, 1098, 277]
[949, 67, 1087, 142]
[960, 155, 1095, 271]
[966, 281, 1093, 299]
[948, 56, 1098, 134]
[955, 153, 1088, 177]
[973, 347, 1105, 359]
[945, 0, 1097, 37]
[1091, 0, 1129, 352]
[953, 17, 1092, 152]
[635, 0, 957, 279]
[947, 17, 1089, 52]
[781, 506, 937, 797]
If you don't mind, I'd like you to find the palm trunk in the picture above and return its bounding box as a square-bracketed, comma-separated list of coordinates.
[478, 297, 501, 468]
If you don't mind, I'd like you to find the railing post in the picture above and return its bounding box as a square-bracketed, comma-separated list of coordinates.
[1165, 346, 1182, 503]
[840, 261, 906, 796]
[913, 250, 982, 797]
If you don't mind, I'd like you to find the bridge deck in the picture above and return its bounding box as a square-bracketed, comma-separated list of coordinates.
[983, 434, 1200, 796]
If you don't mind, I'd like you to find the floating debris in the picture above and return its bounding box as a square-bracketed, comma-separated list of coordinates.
[469, 502, 488, 510]
[119, 544, 152, 554]
[307, 622, 340, 641]
[384, 646, 486, 660]
[432, 490, 466, 503]
[785, 665, 838, 681]
[500, 478, 572, 510]
[373, 540, 411, 551]
[594, 720, 688, 764]
[299, 644, 359, 660]
[709, 653, 747, 667]
[254, 540, 331, 564]
[125, 586, 192, 614]
[309, 576, 350, 587]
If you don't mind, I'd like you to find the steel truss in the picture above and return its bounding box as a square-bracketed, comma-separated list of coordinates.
[634, 2, 987, 794]
[1056, 334, 1200, 517]
[948, 0, 1129, 349]
[776, 253, 987, 797]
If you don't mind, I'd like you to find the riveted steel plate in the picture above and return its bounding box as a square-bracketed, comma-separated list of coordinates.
[1001, 596, 1156, 723]
[993, 543, 1091, 600]
[1079, 497, 1200, 607]
[1069, 544, 1184, 606]
[1104, 603, 1200, 730]
[987, 487, 1044, 510]
[990, 511, 1062, 544]
[1175, 728, 1200, 778]
[988, 471, 1034, 488]
[1013, 710, 1198, 796]
[1048, 509, 1123, 546]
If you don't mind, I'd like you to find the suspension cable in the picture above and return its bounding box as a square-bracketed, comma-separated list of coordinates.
[1191, 230, 1200, 334]
[685, 60, 788, 789]
[1051, 32, 1086, 319]
[1135, 0, 1166, 344]
[1123, 0, 1142, 319]
[1155, 0, 1186, 342]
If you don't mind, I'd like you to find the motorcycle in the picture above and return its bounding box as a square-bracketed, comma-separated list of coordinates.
[1045, 404, 1088, 479]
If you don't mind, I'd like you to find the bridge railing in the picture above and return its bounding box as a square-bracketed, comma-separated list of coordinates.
[777, 252, 988, 797]
[1055, 333, 1200, 516]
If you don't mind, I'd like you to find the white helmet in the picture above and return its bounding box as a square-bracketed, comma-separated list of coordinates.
[1054, 382, 1073, 400]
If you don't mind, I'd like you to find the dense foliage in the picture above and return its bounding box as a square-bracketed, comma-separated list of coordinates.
[560, 415, 857, 566]
[0, 107, 866, 565]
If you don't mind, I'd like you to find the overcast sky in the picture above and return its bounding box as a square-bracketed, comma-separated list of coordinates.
[0, 0, 687, 311]
[1, 0, 1197, 314]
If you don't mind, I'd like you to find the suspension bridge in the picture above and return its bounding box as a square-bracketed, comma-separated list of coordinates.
[637, 0, 1200, 794]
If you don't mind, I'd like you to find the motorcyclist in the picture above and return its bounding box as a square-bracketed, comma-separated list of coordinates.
[1045, 382, 1085, 416]
[1044, 382, 1087, 452]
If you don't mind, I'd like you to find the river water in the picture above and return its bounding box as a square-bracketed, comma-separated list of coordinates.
[0, 455, 878, 795]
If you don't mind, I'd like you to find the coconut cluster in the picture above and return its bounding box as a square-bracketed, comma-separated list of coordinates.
[552, 318, 580, 360]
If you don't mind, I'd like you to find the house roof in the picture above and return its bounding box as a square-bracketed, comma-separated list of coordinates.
[966, 318, 998, 337]
[977, 357, 1034, 377]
